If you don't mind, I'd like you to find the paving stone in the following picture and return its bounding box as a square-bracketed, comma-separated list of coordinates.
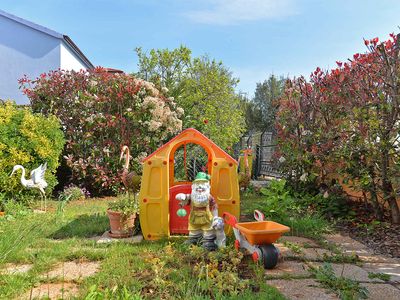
[361, 283, 400, 300]
[90, 231, 143, 244]
[278, 236, 320, 248]
[362, 262, 400, 282]
[276, 244, 335, 261]
[20, 283, 78, 300]
[265, 261, 310, 278]
[42, 261, 99, 280]
[307, 262, 383, 283]
[275, 243, 296, 258]
[323, 234, 369, 252]
[1, 263, 32, 275]
[267, 279, 339, 300]
[302, 248, 335, 261]
[358, 253, 399, 264]
[323, 233, 398, 263]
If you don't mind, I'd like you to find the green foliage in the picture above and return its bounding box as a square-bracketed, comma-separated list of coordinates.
[192, 246, 248, 297]
[58, 185, 89, 202]
[241, 180, 331, 238]
[367, 272, 390, 281]
[108, 194, 138, 218]
[0, 101, 65, 202]
[309, 263, 368, 300]
[84, 285, 142, 300]
[251, 75, 286, 133]
[296, 192, 354, 220]
[259, 180, 300, 220]
[135, 46, 246, 149]
[22, 69, 182, 196]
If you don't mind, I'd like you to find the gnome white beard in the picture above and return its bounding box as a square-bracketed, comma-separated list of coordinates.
[191, 182, 210, 206]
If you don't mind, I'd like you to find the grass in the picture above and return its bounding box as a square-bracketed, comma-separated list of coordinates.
[240, 192, 331, 239]
[0, 198, 286, 300]
[368, 272, 391, 282]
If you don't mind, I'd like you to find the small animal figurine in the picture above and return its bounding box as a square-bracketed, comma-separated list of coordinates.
[212, 216, 226, 248]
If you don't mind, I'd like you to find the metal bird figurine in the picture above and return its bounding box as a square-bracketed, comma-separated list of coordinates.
[10, 162, 48, 211]
[120, 146, 141, 200]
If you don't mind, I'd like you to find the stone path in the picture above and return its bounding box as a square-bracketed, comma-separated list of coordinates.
[18, 260, 100, 299]
[90, 231, 143, 244]
[0, 260, 100, 299]
[19, 283, 79, 300]
[267, 234, 400, 300]
[41, 261, 100, 281]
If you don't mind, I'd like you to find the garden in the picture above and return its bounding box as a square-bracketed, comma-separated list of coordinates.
[1, 35, 400, 300]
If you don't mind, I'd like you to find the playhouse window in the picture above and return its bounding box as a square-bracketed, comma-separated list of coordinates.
[173, 143, 208, 183]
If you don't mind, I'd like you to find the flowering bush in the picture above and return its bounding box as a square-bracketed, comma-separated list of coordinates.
[0, 101, 65, 202]
[276, 33, 400, 223]
[59, 184, 90, 201]
[21, 68, 183, 195]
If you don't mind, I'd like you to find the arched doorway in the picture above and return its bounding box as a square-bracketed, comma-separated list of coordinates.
[169, 143, 209, 234]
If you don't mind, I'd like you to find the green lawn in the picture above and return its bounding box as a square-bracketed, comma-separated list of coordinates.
[0, 198, 286, 300]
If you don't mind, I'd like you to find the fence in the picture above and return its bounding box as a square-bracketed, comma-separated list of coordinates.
[237, 131, 281, 178]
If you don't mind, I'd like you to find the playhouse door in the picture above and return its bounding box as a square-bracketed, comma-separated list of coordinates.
[169, 184, 191, 234]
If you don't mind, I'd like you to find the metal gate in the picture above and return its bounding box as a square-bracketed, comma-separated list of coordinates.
[255, 131, 281, 178]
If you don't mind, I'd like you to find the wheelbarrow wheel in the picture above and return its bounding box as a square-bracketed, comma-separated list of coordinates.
[260, 244, 279, 269]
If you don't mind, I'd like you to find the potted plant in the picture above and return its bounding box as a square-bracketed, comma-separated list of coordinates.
[107, 193, 138, 238]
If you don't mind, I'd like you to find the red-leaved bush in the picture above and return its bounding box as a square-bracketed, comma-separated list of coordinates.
[276, 34, 400, 223]
[21, 68, 183, 195]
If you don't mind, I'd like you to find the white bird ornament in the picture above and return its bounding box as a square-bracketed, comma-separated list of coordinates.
[10, 162, 48, 211]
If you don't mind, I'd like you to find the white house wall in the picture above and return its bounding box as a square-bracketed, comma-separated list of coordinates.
[0, 14, 61, 104]
[60, 41, 88, 71]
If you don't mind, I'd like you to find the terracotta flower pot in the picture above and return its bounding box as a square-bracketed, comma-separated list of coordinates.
[0, 211, 5, 217]
[107, 209, 136, 238]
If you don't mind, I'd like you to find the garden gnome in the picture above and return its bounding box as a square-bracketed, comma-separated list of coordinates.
[176, 172, 221, 250]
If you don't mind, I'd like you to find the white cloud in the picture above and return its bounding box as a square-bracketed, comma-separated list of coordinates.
[184, 0, 297, 25]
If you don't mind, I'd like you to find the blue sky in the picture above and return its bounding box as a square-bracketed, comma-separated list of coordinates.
[2, 0, 400, 97]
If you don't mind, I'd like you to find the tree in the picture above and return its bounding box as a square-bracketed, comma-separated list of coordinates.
[135, 46, 246, 149]
[135, 46, 191, 100]
[252, 75, 286, 133]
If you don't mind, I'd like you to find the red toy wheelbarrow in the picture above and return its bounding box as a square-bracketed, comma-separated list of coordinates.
[223, 210, 290, 269]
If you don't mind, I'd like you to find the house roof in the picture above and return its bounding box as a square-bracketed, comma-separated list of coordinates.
[0, 9, 94, 69]
[143, 128, 238, 165]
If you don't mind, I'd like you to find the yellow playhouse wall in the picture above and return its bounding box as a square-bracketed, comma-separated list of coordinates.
[139, 158, 170, 240]
[210, 158, 240, 223]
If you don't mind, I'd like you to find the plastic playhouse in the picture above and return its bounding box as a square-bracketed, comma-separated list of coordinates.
[139, 128, 240, 240]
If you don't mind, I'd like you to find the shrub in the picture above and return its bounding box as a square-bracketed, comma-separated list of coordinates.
[258, 180, 301, 220]
[0, 101, 65, 202]
[59, 184, 89, 201]
[276, 34, 400, 223]
[21, 68, 183, 195]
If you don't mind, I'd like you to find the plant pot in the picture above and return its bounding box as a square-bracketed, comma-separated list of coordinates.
[107, 209, 136, 238]
[0, 211, 5, 217]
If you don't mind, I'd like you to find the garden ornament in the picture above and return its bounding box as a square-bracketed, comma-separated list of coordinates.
[10, 162, 48, 211]
[176, 172, 223, 251]
[120, 145, 141, 199]
[212, 216, 226, 248]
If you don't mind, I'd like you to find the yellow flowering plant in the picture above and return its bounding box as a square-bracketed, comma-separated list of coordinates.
[0, 101, 65, 203]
